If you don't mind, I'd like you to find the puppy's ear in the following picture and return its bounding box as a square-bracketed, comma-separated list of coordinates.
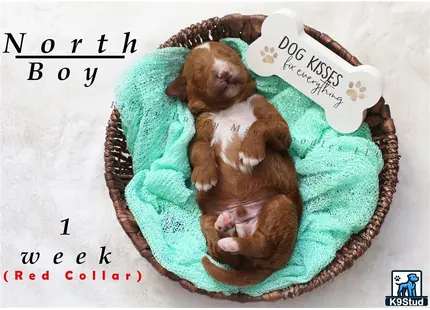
[166, 75, 187, 101]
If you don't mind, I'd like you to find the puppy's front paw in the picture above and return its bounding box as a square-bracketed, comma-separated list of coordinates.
[239, 138, 265, 172]
[218, 237, 239, 253]
[191, 164, 218, 192]
[215, 212, 235, 233]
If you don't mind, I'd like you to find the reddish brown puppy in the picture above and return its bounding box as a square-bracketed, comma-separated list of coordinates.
[166, 41, 303, 286]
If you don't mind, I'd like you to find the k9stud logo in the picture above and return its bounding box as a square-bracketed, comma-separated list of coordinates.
[385, 270, 428, 306]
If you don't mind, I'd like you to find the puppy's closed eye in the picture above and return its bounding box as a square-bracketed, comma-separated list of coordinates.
[192, 65, 207, 85]
[195, 64, 206, 75]
[196, 67, 205, 77]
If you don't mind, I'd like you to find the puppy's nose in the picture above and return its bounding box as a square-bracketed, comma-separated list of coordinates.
[217, 69, 232, 82]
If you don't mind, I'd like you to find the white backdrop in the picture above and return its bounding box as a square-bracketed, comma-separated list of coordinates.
[1, 1, 429, 307]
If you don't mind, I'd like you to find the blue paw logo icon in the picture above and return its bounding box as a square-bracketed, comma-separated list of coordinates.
[386, 270, 428, 306]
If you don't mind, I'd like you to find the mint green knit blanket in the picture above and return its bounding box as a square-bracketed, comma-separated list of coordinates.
[115, 38, 383, 296]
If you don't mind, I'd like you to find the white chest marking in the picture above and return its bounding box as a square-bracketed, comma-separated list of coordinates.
[211, 100, 256, 168]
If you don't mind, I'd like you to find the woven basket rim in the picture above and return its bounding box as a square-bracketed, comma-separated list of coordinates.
[104, 14, 400, 303]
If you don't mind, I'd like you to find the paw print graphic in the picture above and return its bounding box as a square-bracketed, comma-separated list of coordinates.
[260, 46, 278, 64]
[346, 81, 367, 101]
[394, 275, 401, 282]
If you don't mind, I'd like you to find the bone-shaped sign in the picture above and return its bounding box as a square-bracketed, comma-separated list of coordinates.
[246, 9, 384, 133]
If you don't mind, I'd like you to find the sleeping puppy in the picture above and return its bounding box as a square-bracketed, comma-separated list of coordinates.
[166, 41, 303, 286]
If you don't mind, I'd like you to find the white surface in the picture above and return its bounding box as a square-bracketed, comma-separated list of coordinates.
[0, 1, 429, 307]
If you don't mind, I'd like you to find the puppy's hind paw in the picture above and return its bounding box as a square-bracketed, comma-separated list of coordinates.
[215, 212, 235, 234]
[218, 237, 239, 253]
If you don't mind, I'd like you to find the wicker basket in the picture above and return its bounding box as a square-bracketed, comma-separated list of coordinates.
[104, 14, 399, 302]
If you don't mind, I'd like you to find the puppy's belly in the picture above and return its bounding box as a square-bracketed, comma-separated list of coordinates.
[217, 198, 266, 237]
[236, 218, 258, 238]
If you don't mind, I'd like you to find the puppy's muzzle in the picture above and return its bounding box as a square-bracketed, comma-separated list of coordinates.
[216, 69, 232, 82]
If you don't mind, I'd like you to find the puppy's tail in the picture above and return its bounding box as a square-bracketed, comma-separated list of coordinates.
[202, 257, 273, 287]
